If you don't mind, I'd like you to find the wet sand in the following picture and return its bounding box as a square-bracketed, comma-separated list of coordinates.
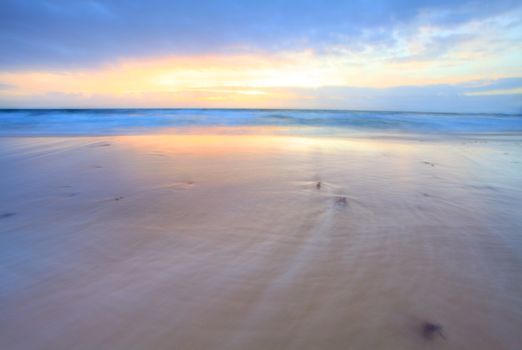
[1, 131, 521, 350]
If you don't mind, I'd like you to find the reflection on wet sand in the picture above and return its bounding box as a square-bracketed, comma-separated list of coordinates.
[1, 130, 521, 350]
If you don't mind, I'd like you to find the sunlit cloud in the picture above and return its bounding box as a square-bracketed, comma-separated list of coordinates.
[465, 87, 522, 96]
[0, 0, 521, 111]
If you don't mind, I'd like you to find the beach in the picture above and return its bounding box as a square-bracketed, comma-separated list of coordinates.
[1, 129, 521, 350]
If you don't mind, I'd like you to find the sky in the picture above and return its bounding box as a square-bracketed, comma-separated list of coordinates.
[0, 0, 521, 113]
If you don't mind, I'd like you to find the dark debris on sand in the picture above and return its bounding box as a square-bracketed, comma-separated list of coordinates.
[421, 322, 445, 340]
[114, 196, 124, 201]
[423, 161, 436, 167]
[335, 196, 347, 206]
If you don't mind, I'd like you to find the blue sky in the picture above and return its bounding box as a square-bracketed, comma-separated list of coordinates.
[0, 0, 521, 112]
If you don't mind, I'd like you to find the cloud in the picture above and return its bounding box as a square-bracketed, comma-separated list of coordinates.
[463, 77, 522, 90]
[1, 1, 521, 112]
[0, 82, 15, 90]
[465, 87, 522, 96]
[0, 0, 520, 69]
[0, 47, 521, 112]
[1, 77, 520, 114]
[285, 79, 522, 113]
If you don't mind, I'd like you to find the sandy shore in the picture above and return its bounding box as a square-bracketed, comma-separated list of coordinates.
[1, 131, 521, 349]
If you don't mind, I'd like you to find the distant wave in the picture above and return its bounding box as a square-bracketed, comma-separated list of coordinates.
[0, 109, 521, 135]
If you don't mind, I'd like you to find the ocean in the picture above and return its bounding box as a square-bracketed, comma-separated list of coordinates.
[1, 108, 521, 135]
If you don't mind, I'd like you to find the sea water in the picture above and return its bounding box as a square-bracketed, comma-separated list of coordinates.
[1, 108, 521, 135]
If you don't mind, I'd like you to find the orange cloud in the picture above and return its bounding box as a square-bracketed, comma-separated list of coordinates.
[0, 42, 520, 108]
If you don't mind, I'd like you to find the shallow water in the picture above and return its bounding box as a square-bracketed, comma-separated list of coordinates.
[0, 129, 521, 350]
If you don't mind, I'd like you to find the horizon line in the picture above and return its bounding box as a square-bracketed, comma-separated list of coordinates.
[1, 107, 521, 117]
